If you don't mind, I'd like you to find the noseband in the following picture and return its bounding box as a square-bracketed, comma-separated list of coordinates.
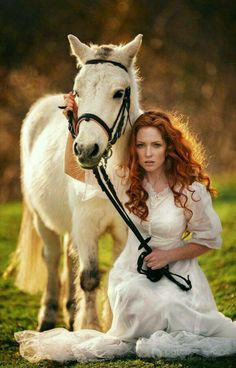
[68, 59, 131, 149]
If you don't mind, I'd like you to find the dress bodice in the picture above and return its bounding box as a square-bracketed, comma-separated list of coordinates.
[130, 183, 186, 249]
[82, 168, 222, 250]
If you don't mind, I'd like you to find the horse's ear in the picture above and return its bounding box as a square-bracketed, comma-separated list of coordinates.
[119, 34, 143, 66]
[67, 35, 93, 65]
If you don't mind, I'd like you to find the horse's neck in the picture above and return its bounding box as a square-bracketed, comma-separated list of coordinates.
[109, 68, 141, 169]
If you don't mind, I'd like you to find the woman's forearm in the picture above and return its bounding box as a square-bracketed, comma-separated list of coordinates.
[168, 243, 210, 263]
[64, 134, 85, 181]
[145, 242, 211, 269]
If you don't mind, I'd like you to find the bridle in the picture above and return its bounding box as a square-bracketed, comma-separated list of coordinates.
[67, 59, 131, 157]
[63, 58, 192, 292]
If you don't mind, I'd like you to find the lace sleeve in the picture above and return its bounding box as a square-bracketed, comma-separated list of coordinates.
[185, 182, 222, 249]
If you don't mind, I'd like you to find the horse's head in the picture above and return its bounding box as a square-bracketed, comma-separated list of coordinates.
[68, 34, 142, 169]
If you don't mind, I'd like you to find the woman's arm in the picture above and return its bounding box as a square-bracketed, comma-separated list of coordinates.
[144, 243, 210, 270]
[63, 93, 85, 181]
[145, 183, 222, 270]
[64, 134, 85, 181]
[63, 91, 78, 121]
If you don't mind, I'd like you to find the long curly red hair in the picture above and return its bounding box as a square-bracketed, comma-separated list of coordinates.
[125, 110, 216, 221]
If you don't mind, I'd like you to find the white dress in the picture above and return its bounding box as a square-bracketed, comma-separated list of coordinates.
[15, 178, 236, 362]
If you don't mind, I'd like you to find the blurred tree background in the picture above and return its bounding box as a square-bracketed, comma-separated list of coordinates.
[0, 0, 235, 202]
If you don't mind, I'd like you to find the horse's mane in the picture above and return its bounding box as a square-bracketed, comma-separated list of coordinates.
[89, 42, 126, 53]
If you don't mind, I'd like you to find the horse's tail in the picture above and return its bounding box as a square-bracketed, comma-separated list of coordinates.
[4, 201, 47, 294]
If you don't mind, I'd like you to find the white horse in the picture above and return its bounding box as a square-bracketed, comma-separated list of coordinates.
[14, 34, 142, 331]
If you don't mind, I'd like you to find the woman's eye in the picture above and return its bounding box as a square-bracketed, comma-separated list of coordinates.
[136, 143, 144, 148]
[113, 90, 124, 99]
[153, 143, 161, 147]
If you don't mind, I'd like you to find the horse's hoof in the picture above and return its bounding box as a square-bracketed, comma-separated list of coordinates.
[68, 320, 74, 331]
[37, 321, 56, 332]
[63, 300, 77, 331]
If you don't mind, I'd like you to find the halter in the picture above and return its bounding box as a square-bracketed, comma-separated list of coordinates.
[68, 59, 131, 148]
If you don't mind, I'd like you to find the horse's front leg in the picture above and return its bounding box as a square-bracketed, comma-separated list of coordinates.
[62, 234, 78, 331]
[75, 248, 100, 330]
[34, 214, 61, 331]
[72, 206, 101, 331]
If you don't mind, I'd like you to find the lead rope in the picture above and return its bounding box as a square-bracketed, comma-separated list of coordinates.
[93, 165, 192, 291]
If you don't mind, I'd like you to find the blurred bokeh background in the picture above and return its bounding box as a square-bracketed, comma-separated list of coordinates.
[0, 0, 235, 202]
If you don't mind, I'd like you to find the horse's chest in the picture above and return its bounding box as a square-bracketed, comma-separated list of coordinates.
[26, 171, 72, 233]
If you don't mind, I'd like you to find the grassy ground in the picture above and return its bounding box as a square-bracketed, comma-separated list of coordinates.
[0, 176, 235, 367]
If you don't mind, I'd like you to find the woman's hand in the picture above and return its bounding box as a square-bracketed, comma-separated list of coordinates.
[144, 243, 210, 269]
[63, 92, 78, 121]
[144, 248, 172, 269]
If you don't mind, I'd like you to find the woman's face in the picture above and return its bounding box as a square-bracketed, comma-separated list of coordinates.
[135, 127, 167, 174]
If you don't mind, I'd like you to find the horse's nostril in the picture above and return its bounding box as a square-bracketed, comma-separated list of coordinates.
[74, 142, 80, 156]
[74, 142, 99, 160]
[90, 144, 99, 158]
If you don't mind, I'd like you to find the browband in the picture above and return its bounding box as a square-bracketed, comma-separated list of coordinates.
[85, 59, 128, 73]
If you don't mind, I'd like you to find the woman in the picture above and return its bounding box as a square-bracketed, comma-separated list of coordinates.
[15, 96, 236, 362]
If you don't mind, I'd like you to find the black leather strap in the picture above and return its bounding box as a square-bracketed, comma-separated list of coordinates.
[93, 166, 150, 247]
[76, 113, 112, 140]
[93, 165, 192, 291]
[86, 59, 128, 73]
[61, 59, 131, 145]
[75, 87, 131, 145]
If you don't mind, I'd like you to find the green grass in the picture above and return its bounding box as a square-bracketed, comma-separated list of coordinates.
[0, 176, 236, 367]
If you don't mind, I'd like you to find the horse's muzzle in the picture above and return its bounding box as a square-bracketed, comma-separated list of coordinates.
[74, 142, 102, 168]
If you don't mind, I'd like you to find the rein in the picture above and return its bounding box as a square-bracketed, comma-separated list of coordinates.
[63, 58, 192, 292]
[93, 165, 192, 291]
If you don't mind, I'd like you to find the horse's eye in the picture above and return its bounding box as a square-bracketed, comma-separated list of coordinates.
[113, 90, 124, 99]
